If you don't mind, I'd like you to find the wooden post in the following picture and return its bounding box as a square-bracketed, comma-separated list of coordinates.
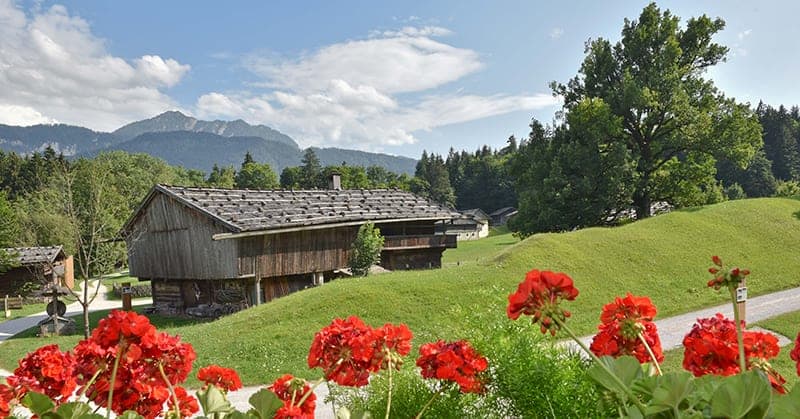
[4, 295, 9, 318]
[122, 282, 132, 311]
[737, 278, 747, 324]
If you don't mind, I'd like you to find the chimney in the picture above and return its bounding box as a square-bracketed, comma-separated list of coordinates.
[329, 172, 342, 190]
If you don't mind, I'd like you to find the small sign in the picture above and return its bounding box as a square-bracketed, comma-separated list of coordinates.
[121, 286, 132, 294]
[736, 287, 748, 303]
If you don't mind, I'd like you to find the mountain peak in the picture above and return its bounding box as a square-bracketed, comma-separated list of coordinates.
[112, 112, 298, 148]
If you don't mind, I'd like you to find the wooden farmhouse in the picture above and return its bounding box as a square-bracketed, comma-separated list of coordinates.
[0, 246, 74, 296]
[121, 183, 459, 314]
[489, 207, 519, 226]
[438, 209, 490, 241]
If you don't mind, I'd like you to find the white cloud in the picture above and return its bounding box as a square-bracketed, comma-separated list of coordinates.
[0, 104, 57, 126]
[245, 30, 482, 94]
[0, 1, 189, 131]
[550, 28, 564, 39]
[198, 27, 557, 150]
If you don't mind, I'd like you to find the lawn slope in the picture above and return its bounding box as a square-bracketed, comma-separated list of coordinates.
[2, 198, 799, 386]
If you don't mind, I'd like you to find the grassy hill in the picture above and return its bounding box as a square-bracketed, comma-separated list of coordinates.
[1, 198, 799, 385]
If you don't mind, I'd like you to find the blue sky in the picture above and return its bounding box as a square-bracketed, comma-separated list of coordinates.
[0, 1, 797, 159]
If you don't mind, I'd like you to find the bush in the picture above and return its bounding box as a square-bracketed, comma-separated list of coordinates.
[724, 183, 747, 200]
[775, 180, 800, 198]
[331, 308, 608, 418]
[348, 222, 384, 276]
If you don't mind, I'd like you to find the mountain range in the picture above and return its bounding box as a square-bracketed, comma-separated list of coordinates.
[0, 112, 418, 175]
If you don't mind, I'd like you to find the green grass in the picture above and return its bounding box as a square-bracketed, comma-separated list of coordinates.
[441, 226, 519, 267]
[100, 271, 147, 286]
[0, 197, 799, 387]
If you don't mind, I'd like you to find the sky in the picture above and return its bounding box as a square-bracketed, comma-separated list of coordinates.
[0, 1, 798, 159]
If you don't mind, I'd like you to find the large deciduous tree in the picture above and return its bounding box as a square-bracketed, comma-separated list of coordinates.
[552, 3, 761, 218]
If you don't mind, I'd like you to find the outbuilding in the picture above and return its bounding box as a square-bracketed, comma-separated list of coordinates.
[121, 183, 458, 314]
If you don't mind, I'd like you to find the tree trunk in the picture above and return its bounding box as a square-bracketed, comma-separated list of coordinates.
[633, 192, 652, 219]
[82, 278, 90, 339]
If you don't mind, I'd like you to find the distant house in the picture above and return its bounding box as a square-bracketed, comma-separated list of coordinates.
[438, 209, 490, 241]
[489, 207, 518, 226]
[0, 246, 74, 296]
[121, 182, 459, 314]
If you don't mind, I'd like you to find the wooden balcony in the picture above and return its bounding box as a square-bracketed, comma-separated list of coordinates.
[381, 234, 457, 251]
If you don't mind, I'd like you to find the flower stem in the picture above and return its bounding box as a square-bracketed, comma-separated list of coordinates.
[730, 287, 747, 373]
[158, 363, 181, 419]
[414, 386, 443, 419]
[637, 332, 663, 376]
[296, 378, 324, 409]
[385, 358, 393, 419]
[106, 345, 123, 419]
[79, 368, 104, 398]
[554, 317, 647, 415]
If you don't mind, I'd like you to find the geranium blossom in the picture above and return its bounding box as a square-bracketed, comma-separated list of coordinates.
[72, 310, 197, 419]
[416, 340, 488, 393]
[707, 256, 750, 290]
[6, 344, 76, 403]
[590, 321, 664, 364]
[268, 374, 316, 418]
[167, 386, 200, 417]
[307, 316, 412, 386]
[197, 365, 242, 392]
[599, 293, 657, 326]
[307, 316, 380, 386]
[507, 269, 579, 335]
[683, 313, 784, 392]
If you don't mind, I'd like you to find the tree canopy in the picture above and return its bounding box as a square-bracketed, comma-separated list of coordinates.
[551, 2, 762, 218]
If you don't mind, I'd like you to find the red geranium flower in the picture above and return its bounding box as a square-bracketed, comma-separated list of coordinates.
[789, 332, 800, 376]
[683, 314, 742, 377]
[307, 316, 377, 386]
[683, 313, 782, 390]
[268, 374, 316, 417]
[275, 404, 307, 419]
[6, 344, 76, 403]
[166, 386, 200, 418]
[706, 256, 750, 290]
[0, 384, 16, 417]
[590, 321, 664, 364]
[197, 365, 242, 392]
[599, 293, 657, 326]
[416, 340, 488, 393]
[507, 269, 578, 335]
[72, 310, 197, 419]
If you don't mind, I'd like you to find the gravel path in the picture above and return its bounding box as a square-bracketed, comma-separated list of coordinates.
[3, 284, 800, 418]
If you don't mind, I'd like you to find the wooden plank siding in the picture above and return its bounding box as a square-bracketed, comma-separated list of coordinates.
[239, 226, 359, 279]
[126, 193, 239, 280]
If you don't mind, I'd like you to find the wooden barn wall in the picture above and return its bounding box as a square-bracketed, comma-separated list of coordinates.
[381, 248, 445, 271]
[0, 267, 42, 296]
[126, 193, 239, 280]
[238, 226, 359, 278]
[262, 274, 313, 303]
[151, 278, 249, 313]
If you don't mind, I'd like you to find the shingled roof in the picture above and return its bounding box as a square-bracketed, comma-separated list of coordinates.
[124, 184, 460, 235]
[1, 246, 65, 266]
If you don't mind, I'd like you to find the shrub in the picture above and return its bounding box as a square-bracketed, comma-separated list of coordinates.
[348, 222, 384, 276]
[775, 180, 800, 197]
[724, 183, 746, 200]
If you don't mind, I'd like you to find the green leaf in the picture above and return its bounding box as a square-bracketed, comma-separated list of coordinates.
[54, 402, 105, 419]
[710, 370, 771, 419]
[22, 391, 55, 415]
[248, 389, 283, 419]
[644, 372, 696, 416]
[335, 408, 372, 419]
[587, 355, 644, 399]
[771, 382, 800, 418]
[116, 411, 144, 419]
[197, 386, 235, 415]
